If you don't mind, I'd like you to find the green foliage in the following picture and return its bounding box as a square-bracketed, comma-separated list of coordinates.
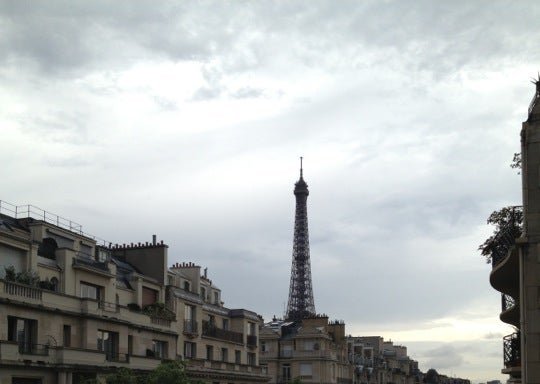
[106, 368, 139, 384]
[147, 360, 190, 384]
[127, 303, 141, 311]
[142, 302, 175, 321]
[511, 152, 522, 174]
[39, 277, 56, 291]
[478, 206, 523, 263]
[3, 265, 56, 290]
[4, 266, 16, 281]
[77, 377, 100, 384]
[291, 378, 303, 384]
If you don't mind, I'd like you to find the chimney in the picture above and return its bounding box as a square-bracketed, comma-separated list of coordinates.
[152, 234, 156, 246]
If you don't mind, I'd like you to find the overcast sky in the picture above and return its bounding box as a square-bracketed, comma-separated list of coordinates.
[1, 1, 538, 382]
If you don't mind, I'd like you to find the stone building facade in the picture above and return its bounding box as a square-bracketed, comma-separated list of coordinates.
[489, 80, 540, 384]
[0, 202, 268, 384]
[259, 316, 352, 384]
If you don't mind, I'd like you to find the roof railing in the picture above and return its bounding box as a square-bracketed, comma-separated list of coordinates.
[0, 199, 109, 246]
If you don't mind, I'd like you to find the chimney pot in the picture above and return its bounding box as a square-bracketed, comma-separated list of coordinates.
[152, 235, 157, 245]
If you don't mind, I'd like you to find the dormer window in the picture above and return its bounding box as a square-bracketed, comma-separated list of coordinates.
[96, 248, 109, 262]
[200, 287, 206, 301]
[38, 238, 58, 260]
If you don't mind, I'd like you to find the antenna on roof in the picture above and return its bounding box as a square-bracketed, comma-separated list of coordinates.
[300, 156, 303, 178]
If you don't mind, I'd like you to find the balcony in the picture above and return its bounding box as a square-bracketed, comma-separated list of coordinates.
[4, 281, 42, 301]
[500, 294, 519, 327]
[72, 256, 112, 276]
[202, 321, 243, 344]
[278, 349, 338, 360]
[18, 342, 50, 356]
[490, 245, 520, 295]
[247, 335, 258, 348]
[488, 206, 522, 268]
[187, 358, 266, 376]
[502, 332, 521, 377]
[0, 340, 165, 370]
[0, 280, 174, 331]
[184, 319, 198, 336]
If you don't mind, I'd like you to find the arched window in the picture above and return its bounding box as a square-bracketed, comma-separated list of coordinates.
[38, 238, 58, 260]
[50, 277, 59, 292]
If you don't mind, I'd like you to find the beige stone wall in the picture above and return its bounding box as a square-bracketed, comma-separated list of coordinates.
[521, 106, 540, 384]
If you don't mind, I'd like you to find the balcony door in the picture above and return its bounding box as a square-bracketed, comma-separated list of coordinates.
[8, 316, 37, 353]
[282, 364, 291, 382]
[97, 330, 118, 361]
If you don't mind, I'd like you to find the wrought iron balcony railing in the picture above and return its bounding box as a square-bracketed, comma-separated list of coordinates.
[490, 206, 523, 268]
[183, 319, 198, 334]
[247, 335, 257, 347]
[503, 332, 520, 368]
[18, 342, 49, 356]
[202, 321, 243, 343]
[502, 293, 516, 312]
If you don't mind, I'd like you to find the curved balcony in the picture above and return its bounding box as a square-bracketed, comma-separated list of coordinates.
[490, 245, 519, 296]
[502, 332, 521, 380]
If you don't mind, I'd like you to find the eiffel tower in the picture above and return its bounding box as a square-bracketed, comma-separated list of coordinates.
[286, 157, 316, 321]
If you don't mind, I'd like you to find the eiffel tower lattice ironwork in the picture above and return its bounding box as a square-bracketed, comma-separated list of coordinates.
[286, 157, 316, 321]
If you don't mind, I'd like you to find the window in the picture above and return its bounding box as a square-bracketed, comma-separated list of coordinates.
[96, 248, 109, 262]
[235, 350, 241, 364]
[208, 315, 215, 327]
[80, 282, 101, 300]
[184, 304, 196, 333]
[153, 340, 167, 359]
[247, 322, 256, 335]
[142, 287, 159, 307]
[213, 291, 219, 304]
[185, 304, 195, 320]
[200, 287, 206, 301]
[221, 347, 228, 362]
[50, 277, 59, 292]
[184, 342, 196, 359]
[261, 341, 268, 352]
[282, 344, 293, 358]
[247, 352, 256, 366]
[304, 340, 314, 350]
[37, 237, 58, 259]
[63, 325, 71, 347]
[183, 281, 190, 291]
[206, 345, 214, 360]
[222, 318, 229, 330]
[282, 364, 291, 381]
[8, 316, 37, 353]
[300, 363, 313, 377]
[97, 330, 118, 361]
[80, 243, 93, 259]
[128, 335, 133, 355]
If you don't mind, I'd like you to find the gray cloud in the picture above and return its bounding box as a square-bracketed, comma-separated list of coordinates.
[0, 2, 535, 382]
[424, 345, 464, 370]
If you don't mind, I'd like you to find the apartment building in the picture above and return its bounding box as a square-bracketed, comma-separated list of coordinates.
[488, 80, 540, 384]
[0, 202, 268, 384]
[167, 262, 268, 383]
[346, 337, 420, 384]
[259, 315, 352, 384]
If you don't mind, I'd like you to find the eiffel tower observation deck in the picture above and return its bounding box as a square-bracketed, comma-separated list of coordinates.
[286, 157, 316, 321]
